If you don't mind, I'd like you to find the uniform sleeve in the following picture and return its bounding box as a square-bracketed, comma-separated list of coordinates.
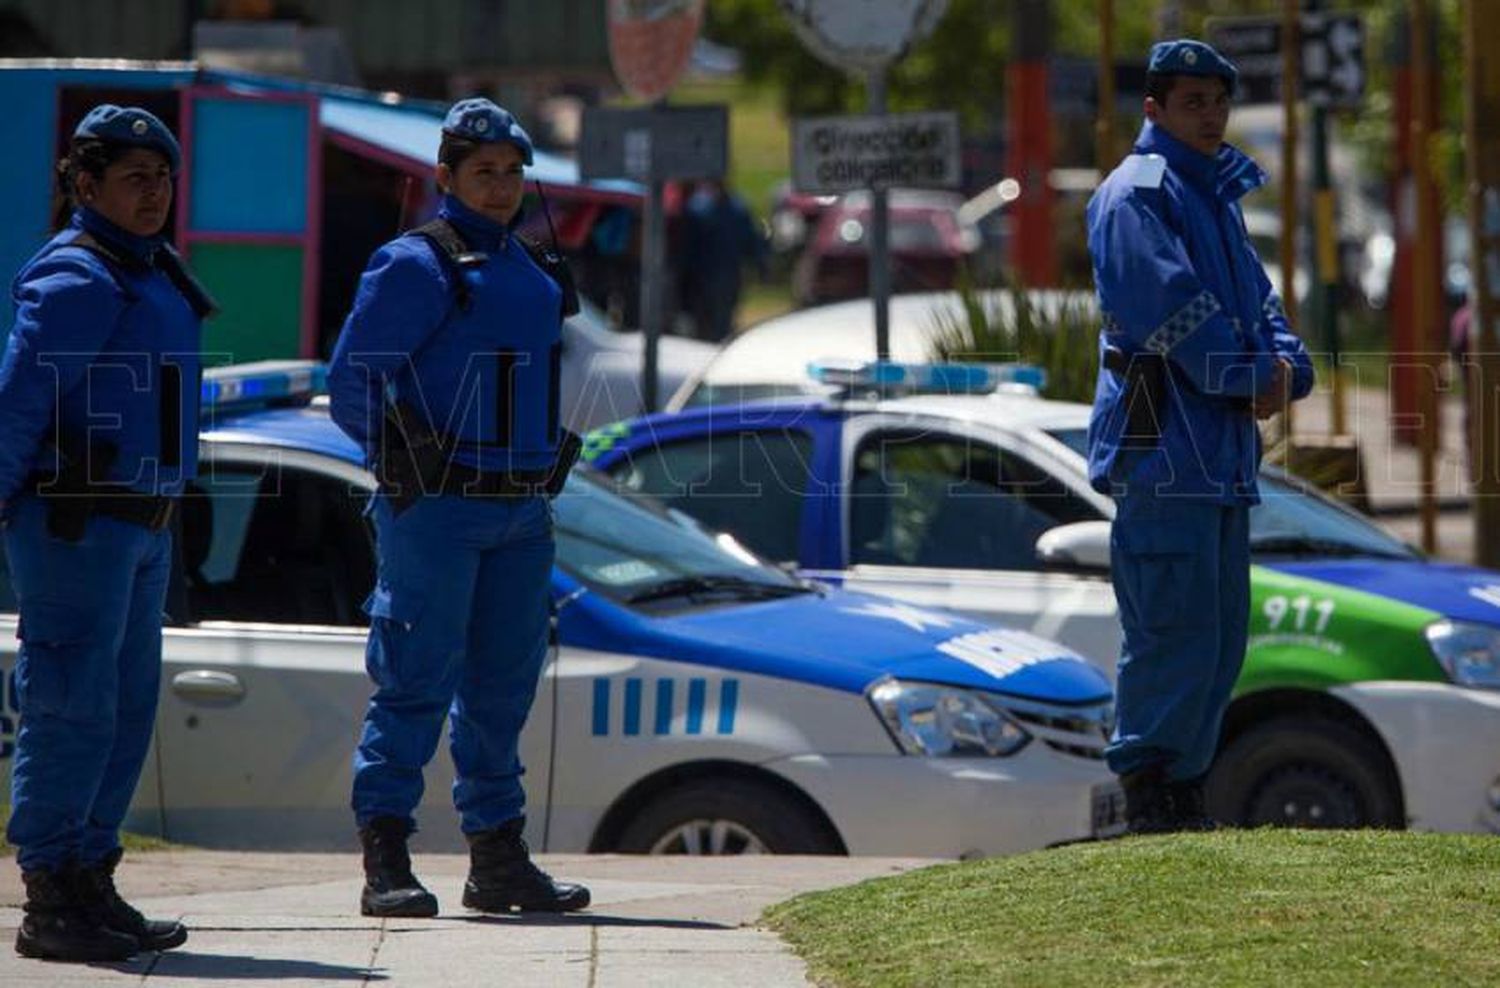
[0, 253, 124, 500]
[1249, 256, 1316, 401]
[1092, 194, 1277, 400]
[327, 241, 450, 463]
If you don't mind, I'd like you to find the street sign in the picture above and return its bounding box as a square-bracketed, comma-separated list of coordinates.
[578, 105, 728, 182]
[606, 0, 704, 102]
[792, 111, 961, 194]
[779, 0, 949, 76]
[1207, 12, 1365, 108]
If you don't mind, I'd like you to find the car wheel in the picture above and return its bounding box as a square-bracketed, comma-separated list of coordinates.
[1206, 717, 1403, 829]
[615, 778, 842, 855]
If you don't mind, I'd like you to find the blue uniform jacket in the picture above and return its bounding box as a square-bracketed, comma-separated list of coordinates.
[0, 209, 202, 502]
[1085, 122, 1314, 504]
[328, 195, 563, 474]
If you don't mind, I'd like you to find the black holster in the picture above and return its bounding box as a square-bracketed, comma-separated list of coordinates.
[544, 430, 582, 498]
[376, 400, 449, 516]
[36, 437, 119, 542]
[1104, 346, 1167, 448]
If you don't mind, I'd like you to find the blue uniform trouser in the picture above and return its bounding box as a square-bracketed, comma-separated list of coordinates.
[1105, 494, 1250, 781]
[351, 494, 554, 834]
[4, 495, 171, 873]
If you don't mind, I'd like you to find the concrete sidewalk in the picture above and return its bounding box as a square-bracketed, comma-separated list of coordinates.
[0, 851, 933, 986]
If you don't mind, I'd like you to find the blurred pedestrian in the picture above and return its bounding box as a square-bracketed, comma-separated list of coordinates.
[681, 179, 766, 342]
[327, 97, 588, 918]
[1, 105, 207, 961]
[1084, 40, 1315, 833]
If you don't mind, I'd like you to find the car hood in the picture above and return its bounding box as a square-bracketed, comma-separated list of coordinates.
[564, 585, 1111, 704]
[1264, 559, 1500, 626]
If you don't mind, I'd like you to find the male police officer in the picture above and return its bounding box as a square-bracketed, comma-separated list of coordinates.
[1085, 40, 1315, 832]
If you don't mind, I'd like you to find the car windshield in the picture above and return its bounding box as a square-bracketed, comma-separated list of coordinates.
[553, 470, 808, 608]
[1044, 427, 1418, 561]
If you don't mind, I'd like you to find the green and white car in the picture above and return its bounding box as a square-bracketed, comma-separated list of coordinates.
[588, 353, 1500, 834]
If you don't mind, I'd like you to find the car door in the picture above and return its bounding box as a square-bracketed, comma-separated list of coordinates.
[154, 442, 556, 850]
[819, 415, 1125, 664]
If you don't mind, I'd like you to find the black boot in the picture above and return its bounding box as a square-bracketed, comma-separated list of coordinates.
[1167, 776, 1218, 832]
[358, 817, 439, 918]
[15, 865, 139, 962]
[74, 849, 187, 951]
[1121, 765, 1176, 835]
[462, 817, 590, 913]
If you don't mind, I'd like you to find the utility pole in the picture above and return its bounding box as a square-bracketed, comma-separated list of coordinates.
[1279, 0, 1300, 441]
[1464, 0, 1500, 566]
[1411, 0, 1439, 553]
[1303, 0, 1345, 434]
[1097, 0, 1116, 177]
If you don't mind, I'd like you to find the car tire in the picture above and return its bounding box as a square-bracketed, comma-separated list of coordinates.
[615, 778, 842, 855]
[1206, 717, 1404, 829]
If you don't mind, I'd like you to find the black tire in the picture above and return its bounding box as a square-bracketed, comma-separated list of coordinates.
[1206, 716, 1404, 829]
[615, 778, 842, 855]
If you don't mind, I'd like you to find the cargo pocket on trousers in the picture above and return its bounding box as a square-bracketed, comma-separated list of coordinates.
[361, 582, 427, 691]
[1114, 521, 1200, 631]
[15, 601, 94, 720]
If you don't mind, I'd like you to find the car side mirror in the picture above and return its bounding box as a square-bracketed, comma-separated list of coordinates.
[1035, 521, 1112, 574]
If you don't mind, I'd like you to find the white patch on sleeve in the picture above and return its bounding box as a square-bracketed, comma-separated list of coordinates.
[1121, 154, 1166, 189]
[936, 628, 1072, 681]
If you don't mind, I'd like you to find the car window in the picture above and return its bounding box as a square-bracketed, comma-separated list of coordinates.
[851, 431, 1101, 571]
[554, 471, 801, 607]
[606, 430, 814, 564]
[182, 461, 374, 626]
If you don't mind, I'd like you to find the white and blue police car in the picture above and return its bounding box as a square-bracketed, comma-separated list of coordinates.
[0, 362, 1121, 856]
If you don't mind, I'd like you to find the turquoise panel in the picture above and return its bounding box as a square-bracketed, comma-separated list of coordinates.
[190, 97, 309, 234]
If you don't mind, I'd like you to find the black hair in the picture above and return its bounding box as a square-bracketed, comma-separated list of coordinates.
[1145, 71, 1230, 107]
[50, 137, 131, 232]
[438, 133, 483, 172]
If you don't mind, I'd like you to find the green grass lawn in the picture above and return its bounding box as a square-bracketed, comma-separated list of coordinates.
[766, 829, 1500, 988]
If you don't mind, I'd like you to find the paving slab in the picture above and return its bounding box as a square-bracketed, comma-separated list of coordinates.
[0, 851, 935, 986]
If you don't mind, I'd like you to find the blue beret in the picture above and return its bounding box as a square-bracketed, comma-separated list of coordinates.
[73, 104, 181, 173]
[1147, 39, 1238, 96]
[441, 98, 534, 166]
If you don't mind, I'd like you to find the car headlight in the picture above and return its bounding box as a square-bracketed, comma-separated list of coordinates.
[1424, 621, 1500, 689]
[868, 678, 1031, 757]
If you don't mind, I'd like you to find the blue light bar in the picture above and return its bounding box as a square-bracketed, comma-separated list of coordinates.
[202, 360, 328, 408]
[806, 359, 1047, 394]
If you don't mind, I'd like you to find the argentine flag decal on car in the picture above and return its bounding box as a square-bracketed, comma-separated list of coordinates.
[936, 628, 1070, 680]
[592, 677, 739, 737]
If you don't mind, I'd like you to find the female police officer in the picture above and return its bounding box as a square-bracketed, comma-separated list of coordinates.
[0, 106, 209, 961]
[328, 98, 588, 918]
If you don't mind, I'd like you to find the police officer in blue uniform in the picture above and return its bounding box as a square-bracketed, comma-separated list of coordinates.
[1, 106, 208, 960]
[1085, 41, 1315, 833]
[328, 98, 588, 917]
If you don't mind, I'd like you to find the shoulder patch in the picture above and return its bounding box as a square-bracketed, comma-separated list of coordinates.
[1120, 154, 1166, 189]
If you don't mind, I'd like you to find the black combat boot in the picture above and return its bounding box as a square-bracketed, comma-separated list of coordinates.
[75, 849, 188, 951]
[358, 817, 439, 918]
[15, 865, 139, 962]
[1121, 765, 1176, 835]
[1167, 776, 1218, 832]
[462, 817, 590, 913]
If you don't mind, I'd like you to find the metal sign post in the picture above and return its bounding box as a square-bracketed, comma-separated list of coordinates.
[580, 105, 728, 413]
[779, 0, 950, 365]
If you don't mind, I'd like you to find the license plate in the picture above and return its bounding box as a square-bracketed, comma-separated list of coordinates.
[1091, 780, 1127, 839]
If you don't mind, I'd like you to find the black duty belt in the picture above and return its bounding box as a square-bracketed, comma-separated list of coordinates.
[437, 462, 551, 498]
[88, 493, 177, 531]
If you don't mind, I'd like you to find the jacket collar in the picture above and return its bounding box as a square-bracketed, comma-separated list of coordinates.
[439, 194, 523, 252]
[1133, 121, 1266, 203]
[73, 207, 165, 265]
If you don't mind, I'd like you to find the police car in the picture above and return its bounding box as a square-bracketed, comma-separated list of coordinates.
[0, 363, 1120, 857]
[586, 358, 1500, 836]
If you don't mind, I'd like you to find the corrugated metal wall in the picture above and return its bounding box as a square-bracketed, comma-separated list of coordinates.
[0, 0, 608, 72]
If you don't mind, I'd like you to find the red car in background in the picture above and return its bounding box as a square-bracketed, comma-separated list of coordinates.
[791, 189, 980, 306]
